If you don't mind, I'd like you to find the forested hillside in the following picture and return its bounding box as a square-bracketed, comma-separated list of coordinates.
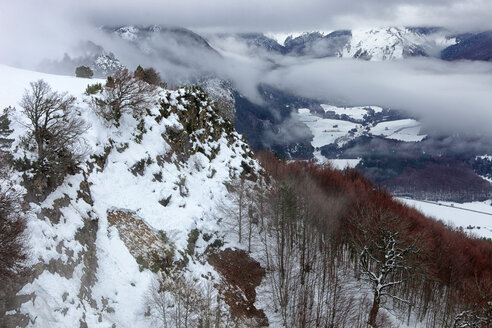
[0, 64, 490, 327]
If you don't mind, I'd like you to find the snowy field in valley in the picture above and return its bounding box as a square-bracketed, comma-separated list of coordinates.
[370, 119, 426, 142]
[296, 108, 360, 148]
[321, 104, 382, 121]
[398, 198, 492, 239]
[312, 151, 361, 169]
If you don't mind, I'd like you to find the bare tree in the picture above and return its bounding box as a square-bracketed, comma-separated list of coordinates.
[145, 273, 233, 328]
[18, 80, 88, 198]
[220, 178, 255, 249]
[350, 206, 420, 328]
[454, 303, 492, 328]
[20, 80, 87, 162]
[145, 274, 172, 328]
[93, 69, 156, 125]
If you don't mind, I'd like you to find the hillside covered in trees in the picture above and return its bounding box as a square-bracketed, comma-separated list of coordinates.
[0, 64, 490, 327]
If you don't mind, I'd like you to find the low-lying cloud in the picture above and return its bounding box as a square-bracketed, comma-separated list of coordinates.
[1, 0, 492, 69]
[1, 0, 491, 136]
[261, 57, 492, 133]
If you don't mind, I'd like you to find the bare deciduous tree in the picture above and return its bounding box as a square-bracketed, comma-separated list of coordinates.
[20, 79, 87, 162]
[145, 273, 233, 328]
[454, 302, 492, 328]
[350, 206, 421, 328]
[219, 177, 257, 251]
[18, 80, 88, 198]
[93, 69, 156, 125]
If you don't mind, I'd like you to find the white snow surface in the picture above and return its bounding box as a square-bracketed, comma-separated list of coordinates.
[321, 104, 382, 121]
[297, 108, 360, 148]
[0, 65, 256, 327]
[370, 119, 426, 142]
[297, 107, 426, 164]
[266, 27, 455, 60]
[0, 65, 103, 110]
[329, 158, 362, 170]
[265, 31, 332, 46]
[398, 198, 492, 239]
[343, 27, 455, 61]
[477, 154, 492, 161]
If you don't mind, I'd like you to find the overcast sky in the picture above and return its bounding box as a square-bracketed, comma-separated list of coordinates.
[1, 0, 491, 67]
[1, 0, 491, 135]
[1, 0, 492, 34]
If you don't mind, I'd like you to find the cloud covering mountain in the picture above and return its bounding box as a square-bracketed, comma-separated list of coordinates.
[0, 2, 491, 137]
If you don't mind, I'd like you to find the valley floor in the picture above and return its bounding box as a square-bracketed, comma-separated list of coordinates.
[398, 198, 492, 239]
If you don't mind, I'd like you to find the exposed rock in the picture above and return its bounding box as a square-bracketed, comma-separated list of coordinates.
[107, 210, 163, 262]
[37, 194, 71, 224]
[75, 217, 99, 309]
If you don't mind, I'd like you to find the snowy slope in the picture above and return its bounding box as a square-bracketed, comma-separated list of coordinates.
[0, 65, 101, 109]
[296, 108, 361, 148]
[321, 104, 382, 121]
[297, 106, 426, 160]
[261, 27, 455, 60]
[398, 198, 492, 239]
[0, 65, 257, 327]
[370, 119, 426, 142]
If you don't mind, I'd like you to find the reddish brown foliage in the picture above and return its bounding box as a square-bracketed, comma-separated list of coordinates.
[257, 151, 492, 309]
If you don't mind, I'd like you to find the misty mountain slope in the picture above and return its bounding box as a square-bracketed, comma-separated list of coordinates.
[232, 27, 455, 60]
[235, 33, 287, 54]
[40, 41, 125, 77]
[282, 27, 453, 60]
[441, 31, 492, 61]
[0, 65, 261, 327]
[342, 27, 455, 60]
[283, 30, 351, 57]
[110, 25, 218, 53]
[104, 25, 221, 76]
[232, 85, 319, 159]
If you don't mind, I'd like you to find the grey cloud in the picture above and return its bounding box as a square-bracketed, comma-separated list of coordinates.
[64, 0, 492, 32]
[0, 0, 491, 137]
[261, 58, 492, 134]
[1, 0, 491, 68]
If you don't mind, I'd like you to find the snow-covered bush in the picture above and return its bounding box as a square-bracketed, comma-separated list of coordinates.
[85, 82, 102, 95]
[91, 69, 157, 126]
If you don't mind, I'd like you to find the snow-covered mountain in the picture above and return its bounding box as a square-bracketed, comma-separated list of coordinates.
[1, 63, 491, 328]
[342, 27, 453, 60]
[105, 25, 220, 61]
[0, 65, 261, 327]
[239, 27, 456, 60]
[441, 31, 492, 61]
[40, 41, 125, 77]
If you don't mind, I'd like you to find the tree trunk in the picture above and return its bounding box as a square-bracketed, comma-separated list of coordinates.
[368, 293, 380, 328]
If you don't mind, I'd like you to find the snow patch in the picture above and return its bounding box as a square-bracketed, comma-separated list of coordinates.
[398, 198, 492, 239]
[370, 119, 426, 142]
